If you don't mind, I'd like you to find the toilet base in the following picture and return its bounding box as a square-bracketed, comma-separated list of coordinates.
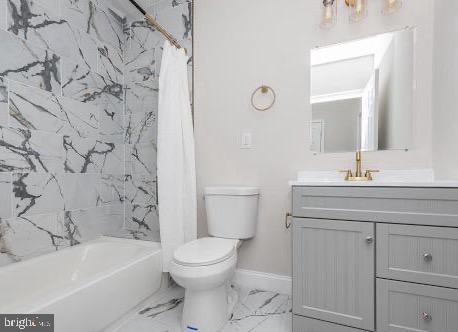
[181, 283, 236, 332]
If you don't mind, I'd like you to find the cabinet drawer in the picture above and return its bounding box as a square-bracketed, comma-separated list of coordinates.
[377, 279, 458, 332]
[293, 315, 364, 332]
[377, 224, 458, 288]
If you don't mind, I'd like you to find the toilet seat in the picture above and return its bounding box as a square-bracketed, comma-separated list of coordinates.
[173, 237, 237, 267]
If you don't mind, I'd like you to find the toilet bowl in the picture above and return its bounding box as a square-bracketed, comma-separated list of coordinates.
[169, 186, 259, 332]
[170, 237, 239, 331]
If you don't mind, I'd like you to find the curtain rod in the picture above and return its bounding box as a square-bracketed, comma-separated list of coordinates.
[127, 0, 186, 53]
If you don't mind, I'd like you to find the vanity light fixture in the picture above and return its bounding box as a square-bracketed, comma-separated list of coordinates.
[320, 0, 401, 29]
[320, 0, 337, 29]
[347, 0, 368, 22]
[382, 0, 402, 15]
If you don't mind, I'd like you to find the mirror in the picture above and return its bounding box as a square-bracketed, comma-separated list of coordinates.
[310, 28, 414, 153]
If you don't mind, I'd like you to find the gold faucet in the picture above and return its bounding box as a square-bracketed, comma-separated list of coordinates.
[341, 151, 379, 181]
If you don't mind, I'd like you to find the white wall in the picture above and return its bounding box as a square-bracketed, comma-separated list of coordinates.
[432, 0, 458, 179]
[194, 0, 434, 276]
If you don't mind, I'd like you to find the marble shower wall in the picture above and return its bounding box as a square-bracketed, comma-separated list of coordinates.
[0, 0, 193, 268]
[123, 0, 192, 241]
[0, 0, 127, 267]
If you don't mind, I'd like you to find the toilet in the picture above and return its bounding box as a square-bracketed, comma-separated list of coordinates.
[169, 186, 259, 332]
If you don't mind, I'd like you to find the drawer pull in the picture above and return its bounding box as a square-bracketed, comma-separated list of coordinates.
[423, 253, 433, 262]
[365, 236, 374, 244]
[421, 312, 432, 321]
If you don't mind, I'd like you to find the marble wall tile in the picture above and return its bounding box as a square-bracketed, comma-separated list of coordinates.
[0, 0, 6, 30]
[0, 77, 8, 126]
[0, 126, 64, 173]
[0, 212, 64, 262]
[7, 0, 65, 47]
[124, 173, 159, 241]
[62, 58, 125, 141]
[125, 174, 157, 207]
[154, 0, 192, 41]
[12, 173, 65, 217]
[59, 173, 102, 210]
[125, 110, 157, 145]
[99, 109, 124, 143]
[100, 174, 125, 205]
[125, 202, 160, 241]
[32, 0, 60, 17]
[7, 0, 99, 70]
[63, 205, 125, 243]
[62, 58, 124, 107]
[61, 0, 124, 55]
[0, 173, 12, 219]
[125, 82, 158, 144]
[0, 30, 61, 93]
[130, 142, 157, 176]
[126, 47, 156, 84]
[63, 134, 123, 174]
[9, 81, 100, 138]
[126, 21, 161, 84]
[97, 41, 124, 83]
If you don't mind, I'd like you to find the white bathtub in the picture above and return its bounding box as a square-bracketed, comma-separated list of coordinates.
[0, 237, 163, 332]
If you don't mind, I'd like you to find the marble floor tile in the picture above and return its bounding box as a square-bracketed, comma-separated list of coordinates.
[107, 284, 291, 332]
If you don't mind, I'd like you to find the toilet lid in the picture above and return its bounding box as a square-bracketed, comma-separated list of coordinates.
[173, 237, 237, 267]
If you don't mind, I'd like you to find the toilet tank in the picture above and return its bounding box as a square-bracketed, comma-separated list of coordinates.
[204, 186, 259, 239]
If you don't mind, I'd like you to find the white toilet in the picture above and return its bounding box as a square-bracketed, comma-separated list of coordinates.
[169, 186, 259, 332]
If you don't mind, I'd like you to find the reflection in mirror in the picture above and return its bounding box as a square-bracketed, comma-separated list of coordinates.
[310, 28, 414, 153]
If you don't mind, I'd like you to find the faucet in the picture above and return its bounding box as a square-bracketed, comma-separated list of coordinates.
[341, 151, 379, 181]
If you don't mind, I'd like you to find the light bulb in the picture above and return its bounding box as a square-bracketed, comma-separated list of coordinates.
[349, 0, 368, 22]
[382, 0, 402, 15]
[320, 0, 337, 29]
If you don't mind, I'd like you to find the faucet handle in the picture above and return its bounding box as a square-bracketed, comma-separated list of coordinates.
[365, 169, 379, 180]
[340, 170, 353, 181]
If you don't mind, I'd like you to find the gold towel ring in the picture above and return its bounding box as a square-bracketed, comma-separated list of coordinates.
[251, 85, 276, 111]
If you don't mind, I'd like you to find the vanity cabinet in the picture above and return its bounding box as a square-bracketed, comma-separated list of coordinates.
[292, 186, 458, 332]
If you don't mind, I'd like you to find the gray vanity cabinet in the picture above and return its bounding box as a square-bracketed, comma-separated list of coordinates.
[292, 186, 458, 332]
[292, 218, 375, 331]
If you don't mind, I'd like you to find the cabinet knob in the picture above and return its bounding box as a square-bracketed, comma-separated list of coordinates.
[421, 312, 432, 321]
[365, 236, 374, 244]
[423, 253, 433, 262]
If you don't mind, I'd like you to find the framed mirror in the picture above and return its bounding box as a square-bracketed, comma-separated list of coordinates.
[310, 28, 414, 153]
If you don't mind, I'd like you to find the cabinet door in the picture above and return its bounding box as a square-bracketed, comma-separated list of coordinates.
[293, 218, 375, 331]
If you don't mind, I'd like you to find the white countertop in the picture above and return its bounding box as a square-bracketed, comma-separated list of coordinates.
[290, 170, 458, 188]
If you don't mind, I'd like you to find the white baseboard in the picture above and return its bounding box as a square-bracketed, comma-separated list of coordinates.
[232, 269, 292, 295]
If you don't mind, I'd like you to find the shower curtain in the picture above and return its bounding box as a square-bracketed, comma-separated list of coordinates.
[157, 41, 196, 272]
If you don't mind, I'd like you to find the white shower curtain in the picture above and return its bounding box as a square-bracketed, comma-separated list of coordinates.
[157, 41, 197, 272]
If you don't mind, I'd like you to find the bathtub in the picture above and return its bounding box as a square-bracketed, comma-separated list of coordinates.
[0, 237, 163, 332]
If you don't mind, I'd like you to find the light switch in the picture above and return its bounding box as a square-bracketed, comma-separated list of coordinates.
[240, 133, 253, 149]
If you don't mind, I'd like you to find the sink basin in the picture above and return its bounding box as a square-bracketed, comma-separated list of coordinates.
[290, 169, 458, 187]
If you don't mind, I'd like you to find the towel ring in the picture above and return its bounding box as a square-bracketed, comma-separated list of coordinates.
[251, 85, 276, 111]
